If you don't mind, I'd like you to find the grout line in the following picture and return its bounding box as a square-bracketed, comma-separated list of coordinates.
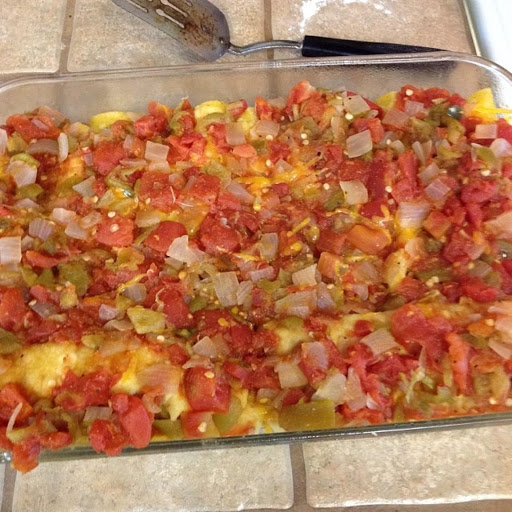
[263, 0, 274, 60]
[1, 466, 16, 512]
[59, 0, 78, 75]
[289, 444, 313, 512]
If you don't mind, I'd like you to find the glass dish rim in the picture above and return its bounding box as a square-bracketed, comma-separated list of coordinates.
[1, 50, 512, 464]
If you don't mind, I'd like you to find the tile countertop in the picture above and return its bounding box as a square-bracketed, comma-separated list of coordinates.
[0, 1, 512, 511]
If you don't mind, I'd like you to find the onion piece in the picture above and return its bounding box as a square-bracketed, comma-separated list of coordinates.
[249, 266, 275, 282]
[404, 100, 425, 116]
[397, 201, 431, 228]
[225, 123, 246, 146]
[6, 402, 23, 436]
[468, 260, 492, 278]
[65, 221, 88, 240]
[389, 139, 405, 154]
[28, 218, 54, 241]
[474, 123, 497, 140]
[351, 283, 369, 300]
[339, 180, 368, 205]
[485, 210, 512, 237]
[32, 119, 49, 131]
[80, 211, 102, 229]
[83, 406, 113, 422]
[226, 181, 254, 204]
[104, 319, 133, 331]
[346, 130, 372, 158]
[51, 207, 77, 225]
[254, 120, 280, 138]
[425, 177, 451, 200]
[122, 283, 147, 303]
[120, 158, 147, 168]
[144, 141, 169, 161]
[0, 129, 7, 156]
[236, 280, 253, 305]
[27, 138, 59, 155]
[14, 199, 39, 210]
[292, 264, 318, 287]
[135, 209, 162, 227]
[490, 138, 512, 158]
[58, 133, 69, 162]
[167, 235, 206, 266]
[73, 176, 96, 198]
[123, 134, 135, 152]
[0, 236, 22, 265]
[98, 304, 119, 321]
[275, 290, 316, 318]
[412, 140, 430, 165]
[38, 105, 66, 126]
[7, 161, 37, 187]
[405, 237, 425, 259]
[489, 338, 512, 359]
[419, 162, 441, 185]
[361, 328, 399, 356]
[317, 282, 336, 310]
[259, 232, 279, 261]
[343, 95, 370, 115]
[213, 271, 239, 307]
[489, 301, 512, 315]
[193, 336, 218, 359]
[30, 301, 58, 318]
[382, 109, 409, 128]
[345, 367, 366, 411]
[275, 361, 308, 388]
[312, 371, 347, 405]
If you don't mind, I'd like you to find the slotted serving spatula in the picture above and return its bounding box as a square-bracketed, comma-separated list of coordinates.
[112, 0, 440, 61]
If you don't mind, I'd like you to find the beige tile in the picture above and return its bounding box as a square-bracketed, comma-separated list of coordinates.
[304, 425, 512, 507]
[272, 0, 473, 54]
[13, 445, 293, 511]
[68, 0, 266, 72]
[0, 0, 67, 74]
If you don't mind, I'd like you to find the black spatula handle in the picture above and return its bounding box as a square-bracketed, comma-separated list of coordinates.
[302, 35, 441, 57]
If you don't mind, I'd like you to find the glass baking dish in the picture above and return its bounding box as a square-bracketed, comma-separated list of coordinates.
[1, 51, 512, 464]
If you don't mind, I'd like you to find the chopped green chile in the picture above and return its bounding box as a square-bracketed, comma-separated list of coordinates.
[212, 396, 243, 434]
[58, 261, 90, 297]
[278, 400, 336, 431]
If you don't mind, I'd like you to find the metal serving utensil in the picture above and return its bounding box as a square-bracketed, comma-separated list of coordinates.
[112, 0, 440, 61]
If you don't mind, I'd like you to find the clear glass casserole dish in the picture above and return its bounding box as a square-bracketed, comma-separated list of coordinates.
[1, 51, 512, 464]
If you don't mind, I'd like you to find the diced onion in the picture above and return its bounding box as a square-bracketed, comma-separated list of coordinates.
[339, 180, 368, 205]
[412, 140, 431, 165]
[120, 158, 147, 168]
[28, 218, 54, 241]
[167, 235, 206, 266]
[7, 161, 37, 187]
[351, 283, 369, 300]
[193, 336, 218, 359]
[275, 159, 292, 172]
[58, 133, 69, 162]
[6, 402, 23, 436]
[99, 338, 140, 357]
[148, 161, 171, 173]
[404, 100, 425, 116]
[0, 129, 7, 156]
[82, 151, 94, 167]
[123, 134, 135, 152]
[494, 315, 512, 339]
[490, 138, 512, 158]
[474, 123, 497, 140]
[259, 232, 278, 260]
[21, 235, 34, 251]
[136, 210, 162, 227]
[382, 109, 410, 128]
[343, 95, 370, 115]
[466, 243, 485, 261]
[104, 319, 133, 331]
[27, 138, 59, 155]
[254, 120, 280, 138]
[485, 210, 512, 237]
[405, 237, 425, 259]
[83, 406, 113, 422]
[0, 236, 22, 265]
[98, 304, 119, 321]
[292, 264, 318, 287]
[65, 221, 88, 240]
[73, 176, 96, 198]
[80, 211, 102, 229]
[361, 328, 399, 356]
[226, 181, 254, 204]
[138, 364, 180, 395]
[236, 280, 253, 305]
[346, 130, 372, 158]
[312, 371, 347, 405]
[32, 119, 49, 131]
[489, 339, 512, 359]
[425, 178, 450, 200]
[317, 282, 336, 310]
[51, 207, 77, 225]
[489, 301, 512, 315]
[419, 162, 441, 185]
[213, 271, 239, 307]
[38, 105, 66, 126]
[389, 139, 405, 154]
[468, 259, 492, 278]
[15, 199, 39, 210]
[275, 290, 316, 318]
[345, 367, 366, 411]
[122, 283, 147, 303]
[144, 141, 169, 161]
[225, 123, 246, 146]
[249, 266, 275, 282]
[275, 361, 308, 388]
[397, 201, 430, 228]
[30, 301, 57, 318]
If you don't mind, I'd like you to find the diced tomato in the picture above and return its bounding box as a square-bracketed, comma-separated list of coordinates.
[158, 288, 194, 329]
[134, 114, 168, 139]
[359, 199, 386, 219]
[228, 99, 248, 119]
[181, 411, 215, 438]
[446, 332, 473, 395]
[95, 215, 134, 247]
[138, 171, 177, 212]
[440, 281, 462, 303]
[195, 309, 232, 338]
[497, 118, 512, 144]
[460, 179, 497, 204]
[53, 369, 114, 410]
[0, 288, 28, 332]
[25, 250, 68, 268]
[346, 225, 390, 255]
[223, 361, 252, 387]
[168, 132, 206, 162]
[286, 80, 315, 107]
[367, 118, 385, 143]
[39, 431, 73, 450]
[255, 97, 282, 122]
[368, 354, 418, 386]
[200, 221, 240, 255]
[442, 231, 475, 264]
[6, 114, 60, 143]
[92, 141, 127, 175]
[316, 229, 346, 255]
[391, 178, 418, 203]
[167, 344, 190, 365]
[247, 364, 280, 390]
[187, 174, 221, 205]
[216, 191, 242, 211]
[338, 159, 370, 184]
[184, 366, 230, 413]
[465, 202, 484, 228]
[111, 394, 153, 449]
[143, 221, 186, 253]
[282, 388, 306, 407]
[89, 419, 128, 456]
[317, 252, 342, 280]
[301, 92, 328, 123]
[396, 276, 427, 301]
[353, 320, 373, 338]
[423, 210, 451, 239]
[232, 144, 257, 158]
[0, 383, 33, 423]
[340, 405, 385, 424]
[229, 324, 254, 357]
[299, 341, 329, 386]
[460, 276, 499, 303]
[11, 436, 41, 473]
[269, 141, 291, 164]
[397, 150, 418, 183]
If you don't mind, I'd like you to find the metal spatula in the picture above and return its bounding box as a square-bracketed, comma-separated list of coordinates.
[112, 0, 440, 61]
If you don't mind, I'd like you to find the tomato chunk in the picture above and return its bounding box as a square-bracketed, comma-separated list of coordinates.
[446, 333, 473, 395]
[159, 288, 194, 329]
[12, 436, 41, 473]
[0, 288, 28, 332]
[138, 171, 177, 212]
[95, 215, 134, 247]
[111, 394, 153, 449]
[184, 366, 230, 413]
[0, 383, 33, 423]
[93, 141, 127, 175]
[143, 221, 186, 253]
